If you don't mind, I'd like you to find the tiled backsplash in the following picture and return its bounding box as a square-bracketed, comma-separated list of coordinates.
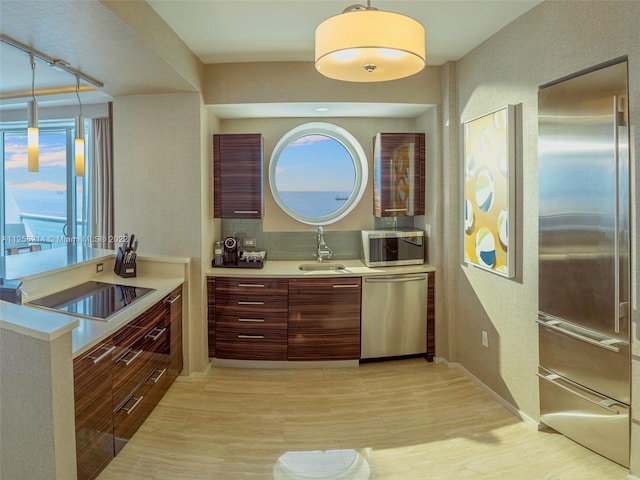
[218, 217, 415, 261]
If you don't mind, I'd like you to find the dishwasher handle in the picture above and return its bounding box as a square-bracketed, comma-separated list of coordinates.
[365, 275, 427, 284]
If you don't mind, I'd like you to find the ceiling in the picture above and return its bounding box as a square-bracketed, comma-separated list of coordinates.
[0, 0, 543, 117]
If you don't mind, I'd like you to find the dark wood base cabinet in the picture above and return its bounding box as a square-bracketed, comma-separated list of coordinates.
[206, 273, 432, 363]
[214, 278, 288, 361]
[74, 285, 183, 480]
[73, 340, 115, 480]
[207, 277, 216, 357]
[288, 277, 361, 361]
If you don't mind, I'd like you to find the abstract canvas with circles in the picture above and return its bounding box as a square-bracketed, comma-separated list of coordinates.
[463, 105, 516, 277]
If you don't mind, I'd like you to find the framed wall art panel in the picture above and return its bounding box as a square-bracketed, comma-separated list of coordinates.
[463, 105, 516, 278]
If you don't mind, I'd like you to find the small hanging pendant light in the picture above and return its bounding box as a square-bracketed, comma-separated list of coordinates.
[74, 75, 85, 177]
[27, 53, 39, 172]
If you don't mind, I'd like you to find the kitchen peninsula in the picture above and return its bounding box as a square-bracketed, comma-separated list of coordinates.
[0, 247, 189, 480]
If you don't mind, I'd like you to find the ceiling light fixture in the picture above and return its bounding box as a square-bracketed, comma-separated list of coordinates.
[315, 0, 426, 82]
[27, 53, 39, 172]
[74, 75, 85, 177]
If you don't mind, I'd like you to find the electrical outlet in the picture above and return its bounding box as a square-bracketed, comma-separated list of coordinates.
[96, 262, 104, 273]
[482, 330, 489, 348]
[424, 224, 431, 237]
[243, 237, 257, 248]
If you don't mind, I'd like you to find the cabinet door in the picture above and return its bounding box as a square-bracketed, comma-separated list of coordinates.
[166, 285, 183, 381]
[74, 339, 115, 480]
[213, 133, 263, 218]
[373, 132, 425, 217]
[207, 277, 216, 357]
[288, 277, 361, 360]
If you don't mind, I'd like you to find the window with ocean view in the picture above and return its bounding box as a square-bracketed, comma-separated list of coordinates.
[269, 122, 368, 225]
[1, 119, 90, 255]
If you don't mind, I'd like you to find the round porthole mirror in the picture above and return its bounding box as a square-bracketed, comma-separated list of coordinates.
[269, 122, 368, 225]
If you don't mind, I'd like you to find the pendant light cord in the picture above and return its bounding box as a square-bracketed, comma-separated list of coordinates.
[30, 53, 36, 102]
[75, 75, 83, 119]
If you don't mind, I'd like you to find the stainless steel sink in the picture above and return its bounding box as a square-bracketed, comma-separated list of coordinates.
[298, 263, 346, 271]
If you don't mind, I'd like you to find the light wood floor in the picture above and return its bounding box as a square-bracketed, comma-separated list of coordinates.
[97, 359, 628, 480]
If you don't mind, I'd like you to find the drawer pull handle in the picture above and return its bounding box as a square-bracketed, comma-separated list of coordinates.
[238, 283, 265, 288]
[149, 368, 167, 383]
[88, 345, 116, 364]
[120, 349, 144, 366]
[332, 284, 360, 288]
[238, 334, 264, 339]
[239, 318, 265, 323]
[234, 210, 259, 214]
[384, 208, 408, 213]
[165, 294, 182, 304]
[537, 372, 621, 414]
[146, 327, 167, 342]
[122, 395, 144, 415]
[238, 301, 264, 305]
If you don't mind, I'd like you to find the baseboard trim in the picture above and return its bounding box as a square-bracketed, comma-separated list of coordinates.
[176, 360, 214, 382]
[434, 357, 537, 427]
[212, 358, 359, 369]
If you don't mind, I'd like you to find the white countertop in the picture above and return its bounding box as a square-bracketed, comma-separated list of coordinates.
[64, 273, 184, 357]
[206, 259, 434, 277]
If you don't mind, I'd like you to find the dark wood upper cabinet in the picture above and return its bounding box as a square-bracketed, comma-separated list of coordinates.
[373, 132, 425, 217]
[213, 133, 263, 218]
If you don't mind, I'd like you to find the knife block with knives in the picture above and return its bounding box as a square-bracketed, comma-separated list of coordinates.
[114, 234, 138, 278]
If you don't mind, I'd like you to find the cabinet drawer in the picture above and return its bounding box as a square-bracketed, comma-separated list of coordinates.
[215, 277, 288, 296]
[112, 323, 167, 409]
[113, 380, 154, 454]
[216, 293, 288, 315]
[216, 327, 287, 360]
[216, 313, 287, 330]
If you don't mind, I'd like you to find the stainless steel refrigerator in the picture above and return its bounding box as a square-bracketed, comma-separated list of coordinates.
[537, 59, 631, 467]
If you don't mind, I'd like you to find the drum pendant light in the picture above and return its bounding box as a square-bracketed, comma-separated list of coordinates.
[74, 75, 85, 177]
[315, 1, 426, 82]
[27, 53, 39, 172]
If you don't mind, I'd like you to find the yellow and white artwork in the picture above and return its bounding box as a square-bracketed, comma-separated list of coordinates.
[463, 105, 515, 277]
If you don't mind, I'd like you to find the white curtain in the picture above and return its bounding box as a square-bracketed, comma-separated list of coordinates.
[91, 103, 115, 249]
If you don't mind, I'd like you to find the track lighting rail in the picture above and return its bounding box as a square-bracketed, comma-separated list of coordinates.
[1, 34, 104, 89]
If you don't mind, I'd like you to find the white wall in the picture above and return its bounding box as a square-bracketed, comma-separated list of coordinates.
[451, 0, 639, 473]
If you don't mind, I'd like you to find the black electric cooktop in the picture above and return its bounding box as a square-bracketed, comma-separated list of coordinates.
[28, 281, 155, 321]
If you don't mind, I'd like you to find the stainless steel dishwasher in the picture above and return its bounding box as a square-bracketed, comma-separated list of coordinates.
[361, 273, 428, 359]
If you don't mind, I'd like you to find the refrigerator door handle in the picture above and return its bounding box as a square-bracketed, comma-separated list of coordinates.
[613, 94, 620, 334]
[536, 316, 626, 353]
[537, 372, 622, 414]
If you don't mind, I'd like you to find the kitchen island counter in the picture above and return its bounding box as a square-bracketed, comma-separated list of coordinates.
[1, 247, 189, 357]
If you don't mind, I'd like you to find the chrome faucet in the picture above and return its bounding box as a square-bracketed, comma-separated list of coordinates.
[316, 226, 333, 262]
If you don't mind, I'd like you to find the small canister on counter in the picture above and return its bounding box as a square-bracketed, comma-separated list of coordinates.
[213, 241, 224, 266]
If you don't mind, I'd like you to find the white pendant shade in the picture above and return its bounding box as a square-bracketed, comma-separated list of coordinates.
[315, 9, 426, 82]
[75, 115, 85, 177]
[27, 99, 39, 172]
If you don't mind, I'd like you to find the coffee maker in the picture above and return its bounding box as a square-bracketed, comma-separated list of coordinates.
[223, 235, 238, 265]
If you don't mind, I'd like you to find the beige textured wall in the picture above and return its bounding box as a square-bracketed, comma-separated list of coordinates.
[204, 62, 441, 106]
[113, 92, 206, 375]
[453, 0, 639, 472]
[0, 330, 76, 480]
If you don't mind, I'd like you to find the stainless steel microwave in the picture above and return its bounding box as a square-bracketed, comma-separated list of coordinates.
[361, 230, 425, 267]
